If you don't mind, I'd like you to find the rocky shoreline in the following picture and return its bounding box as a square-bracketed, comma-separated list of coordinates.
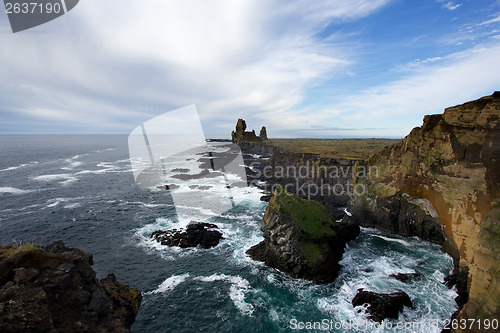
[0, 241, 142, 333]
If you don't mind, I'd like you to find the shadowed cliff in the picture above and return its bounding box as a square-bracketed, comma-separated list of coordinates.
[0, 241, 142, 333]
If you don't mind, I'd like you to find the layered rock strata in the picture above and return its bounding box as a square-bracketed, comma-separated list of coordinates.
[346, 92, 500, 329]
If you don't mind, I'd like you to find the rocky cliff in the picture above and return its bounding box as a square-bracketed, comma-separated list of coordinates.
[0, 241, 142, 333]
[347, 92, 500, 330]
[231, 119, 268, 143]
[247, 185, 359, 283]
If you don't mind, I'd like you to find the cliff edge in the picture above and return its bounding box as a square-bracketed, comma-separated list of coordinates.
[347, 92, 500, 330]
[0, 241, 142, 333]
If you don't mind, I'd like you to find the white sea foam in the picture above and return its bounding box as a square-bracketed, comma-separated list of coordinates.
[194, 274, 255, 316]
[32, 174, 78, 186]
[62, 161, 83, 170]
[123, 201, 173, 209]
[75, 161, 130, 175]
[133, 217, 199, 260]
[244, 153, 263, 159]
[374, 235, 411, 247]
[147, 273, 190, 295]
[64, 203, 82, 209]
[0, 161, 38, 172]
[46, 198, 70, 208]
[0, 187, 32, 195]
[316, 229, 458, 333]
[343, 207, 352, 217]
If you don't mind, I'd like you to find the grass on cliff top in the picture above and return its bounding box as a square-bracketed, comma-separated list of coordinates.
[0, 241, 39, 257]
[271, 185, 334, 238]
[266, 138, 399, 160]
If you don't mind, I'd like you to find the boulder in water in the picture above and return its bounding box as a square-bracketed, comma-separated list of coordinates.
[352, 288, 413, 322]
[151, 222, 223, 249]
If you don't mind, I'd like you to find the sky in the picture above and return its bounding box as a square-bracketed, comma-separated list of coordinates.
[0, 0, 499, 138]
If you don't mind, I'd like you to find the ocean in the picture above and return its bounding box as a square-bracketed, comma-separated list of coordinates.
[0, 135, 458, 332]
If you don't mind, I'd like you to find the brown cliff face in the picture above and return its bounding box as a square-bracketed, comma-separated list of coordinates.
[350, 92, 500, 329]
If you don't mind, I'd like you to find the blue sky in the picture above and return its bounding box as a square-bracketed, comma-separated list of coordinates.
[0, 0, 499, 138]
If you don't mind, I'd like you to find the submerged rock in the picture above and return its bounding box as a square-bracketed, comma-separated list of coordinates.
[389, 272, 422, 283]
[151, 222, 223, 249]
[247, 185, 359, 283]
[0, 241, 142, 333]
[352, 289, 413, 322]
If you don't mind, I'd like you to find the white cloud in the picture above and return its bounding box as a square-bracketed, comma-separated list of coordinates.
[1, 0, 498, 138]
[0, 0, 393, 133]
[436, 0, 462, 11]
[478, 14, 500, 26]
[443, 2, 462, 11]
[337, 43, 500, 123]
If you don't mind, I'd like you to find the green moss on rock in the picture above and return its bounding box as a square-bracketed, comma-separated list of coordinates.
[301, 243, 323, 265]
[272, 185, 334, 238]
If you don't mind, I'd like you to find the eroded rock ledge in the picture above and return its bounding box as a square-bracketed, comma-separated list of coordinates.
[0, 241, 142, 333]
[344, 193, 445, 245]
[247, 185, 359, 283]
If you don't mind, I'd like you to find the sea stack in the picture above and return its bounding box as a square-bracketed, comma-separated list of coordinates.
[247, 185, 359, 283]
[259, 126, 268, 140]
[231, 118, 267, 143]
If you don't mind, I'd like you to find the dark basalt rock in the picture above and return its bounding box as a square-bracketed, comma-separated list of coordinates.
[151, 222, 223, 249]
[0, 241, 142, 333]
[345, 193, 446, 245]
[352, 289, 413, 323]
[260, 194, 272, 202]
[443, 266, 469, 324]
[389, 272, 422, 282]
[231, 119, 267, 143]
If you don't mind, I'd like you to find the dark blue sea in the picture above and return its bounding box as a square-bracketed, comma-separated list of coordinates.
[0, 135, 458, 332]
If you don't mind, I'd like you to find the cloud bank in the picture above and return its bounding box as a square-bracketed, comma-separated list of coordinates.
[0, 0, 499, 138]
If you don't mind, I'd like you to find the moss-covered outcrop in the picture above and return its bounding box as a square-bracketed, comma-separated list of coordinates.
[247, 185, 359, 283]
[346, 92, 500, 330]
[0, 241, 142, 333]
